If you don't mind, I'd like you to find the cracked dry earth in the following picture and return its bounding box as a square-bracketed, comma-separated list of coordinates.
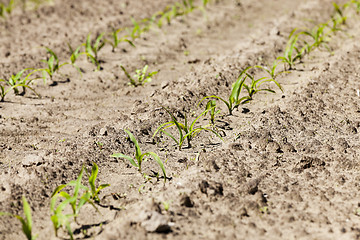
[1, 0, 360, 239]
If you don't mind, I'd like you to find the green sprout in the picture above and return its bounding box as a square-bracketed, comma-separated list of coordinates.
[83, 33, 105, 70]
[120, 65, 158, 87]
[50, 193, 76, 240]
[107, 28, 135, 52]
[241, 71, 283, 104]
[255, 59, 289, 80]
[153, 106, 223, 150]
[67, 43, 83, 76]
[88, 162, 110, 202]
[200, 67, 251, 115]
[0, 0, 15, 18]
[111, 129, 167, 182]
[128, 18, 143, 41]
[332, 2, 347, 25]
[0, 69, 41, 102]
[277, 29, 307, 70]
[0, 196, 37, 240]
[298, 23, 331, 52]
[204, 100, 220, 124]
[352, 0, 360, 13]
[182, 0, 195, 13]
[203, 0, 209, 7]
[151, 10, 166, 28]
[41, 47, 69, 81]
[50, 166, 99, 240]
[163, 201, 171, 211]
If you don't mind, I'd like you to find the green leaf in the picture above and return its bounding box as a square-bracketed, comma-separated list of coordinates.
[230, 66, 251, 104]
[124, 129, 142, 164]
[89, 162, 99, 196]
[22, 196, 32, 233]
[160, 129, 179, 146]
[161, 106, 184, 147]
[142, 152, 167, 182]
[94, 33, 105, 51]
[51, 184, 67, 198]
[120, 65, 136, 85]
[111, 153, 138, 168]
[200, 95, 232, 114]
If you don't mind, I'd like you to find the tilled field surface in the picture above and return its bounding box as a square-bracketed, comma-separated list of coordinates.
[1, 0, 360, 239]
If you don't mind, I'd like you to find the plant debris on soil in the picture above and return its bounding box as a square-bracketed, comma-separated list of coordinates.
[1, 0, 360, 239]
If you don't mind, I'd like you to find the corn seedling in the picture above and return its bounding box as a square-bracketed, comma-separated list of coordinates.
[88, 162, 110, 202]
[0, 69, 41, 101]
[352, 0, 360, 13]
[298, 23, 331, 52]
[332, 2, 347, 25]
[8, 68, 33, 95]
[111, 129, 167, 182]
[277, 30, 307, 70]
[120, 65, 158, 87]
[200, 67, 251, 115]
[241, 71, 283, 104]
[204, 100, 220, 124]
[182, 0, 195, 13]
[0, 81, 17, 102]
[50, 166, 98, 239]
[107, 28, 135, 52]
[41, 47, 68, 81]
[151, 10, 166, 28]
[83, 33, 105, 70]
[153, 106, 223, 149]
[203, 0, 209, 7]
[156, 1, 194, 27]
[128, 18, 143, 41]
[66, 43, 83, 76]
[155, 5, 180, 28]
[164, 6, 177, 25]
[50, 193, 76, 240]
[0, 196, 37, 240]
[0, 0, 14, 18]
[254, 60, 289, 81]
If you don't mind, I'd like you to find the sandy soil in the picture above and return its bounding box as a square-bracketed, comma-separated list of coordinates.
[1, 0, 360, 239]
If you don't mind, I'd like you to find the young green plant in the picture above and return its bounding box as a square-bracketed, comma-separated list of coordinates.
[204, 99, 220, 124]
[83, 33, 105, 70]
[203, 0, 210, 7]
[41, 47, 69, 82]
[50, 193, 76, 240]
[254, 59, 289, 81]
[88, 162, 110, 202]
[182, 0, 195, 13]
[298, 23, 331, 52]
[0, 0, 15, 18]
[153, 106, 223, 149]
[332, 2, 347, 25]
[200, 66, 251, 115]
[107, 28, 135, 52]
[0, 69, 41, 101]
[120, 65, 158, 87]
[50, 166, 99, 239]
[351, 0, 360, 13]
[67, 43, 83, 76]
[277, 29, 307, 70]
[241, 71, 283, 104]
[128, 18, 146, 41]
[111, 129, 167, 182]
[0, 196, 37, 240]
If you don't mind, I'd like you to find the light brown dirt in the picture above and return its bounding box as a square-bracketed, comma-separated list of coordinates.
[1, 0, 360, 239]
